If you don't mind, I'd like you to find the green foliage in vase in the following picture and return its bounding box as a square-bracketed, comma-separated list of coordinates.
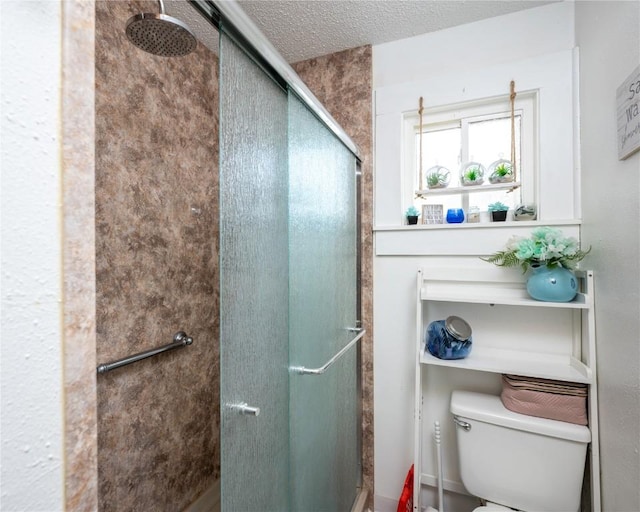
[482, 226, 591, 272]
[463, 167, 482, 182]
[493, 162, 512, 177]
[426, 169, 450, 188]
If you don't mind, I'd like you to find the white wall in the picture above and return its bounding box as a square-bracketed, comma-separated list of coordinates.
[575, 2, 640, 511]
[0, 2, 65, 510]
[374, 1, 575, 90]
[372, 3, 580, 510]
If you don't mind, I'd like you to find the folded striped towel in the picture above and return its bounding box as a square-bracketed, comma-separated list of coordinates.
[503, 374, 587, 396]
[501, 374, 588, 425]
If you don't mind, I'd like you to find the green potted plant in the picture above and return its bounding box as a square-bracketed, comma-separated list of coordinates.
[425, 166, 450, 189]
[488, 201, 509, 222]
[488, 160, 514, 184]
[460, 162, 485, 186]
[405, 206, 420, 225]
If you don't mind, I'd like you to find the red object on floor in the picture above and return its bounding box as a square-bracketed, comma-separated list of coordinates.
[397, 464, 414, 512]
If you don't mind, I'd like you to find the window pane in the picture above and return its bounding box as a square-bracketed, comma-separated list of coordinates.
[468, 115, 522, 210]
[468, 189, 517, 212]
[421, 193, 463, 214]
[468, 115, 520, 167]
[416, 127, 461, 189]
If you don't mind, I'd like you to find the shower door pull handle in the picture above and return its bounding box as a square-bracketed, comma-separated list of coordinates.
[290, 328, 366, 376]
[228, 402, 260, 416]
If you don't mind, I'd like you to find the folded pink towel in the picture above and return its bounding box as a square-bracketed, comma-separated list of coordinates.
[503, 374, 587, 396]
[501, 375, 588, 426]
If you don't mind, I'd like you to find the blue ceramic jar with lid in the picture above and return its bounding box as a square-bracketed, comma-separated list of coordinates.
[426, 316, 472, 360]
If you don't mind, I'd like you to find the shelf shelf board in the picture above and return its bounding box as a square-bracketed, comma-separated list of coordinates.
[421, 286, 590, 309]
[416, 181, 521, 197]
[420, 345, 592, 384]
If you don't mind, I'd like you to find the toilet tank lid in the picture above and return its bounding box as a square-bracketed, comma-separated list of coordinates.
[450, 391, 591, 443]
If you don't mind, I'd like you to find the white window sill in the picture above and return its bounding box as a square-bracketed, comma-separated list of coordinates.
[373, 219, 582, 256]
[374, 218, 581, 232]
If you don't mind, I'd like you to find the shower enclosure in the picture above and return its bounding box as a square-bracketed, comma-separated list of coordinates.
[216, 3, 364, 506]
[95, 1, 364, 510]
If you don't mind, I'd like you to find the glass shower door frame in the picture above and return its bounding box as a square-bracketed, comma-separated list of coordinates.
[203, 0, 364, 508]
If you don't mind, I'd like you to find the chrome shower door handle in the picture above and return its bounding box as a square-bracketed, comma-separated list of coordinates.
[227, 402, 260, 416]
[290, 328, 366, 376]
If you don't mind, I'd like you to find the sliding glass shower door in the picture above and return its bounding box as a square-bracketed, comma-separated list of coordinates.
[219, 33, 290, 511]
[219, 30, 360, 512]
[288, 95, 359, 511]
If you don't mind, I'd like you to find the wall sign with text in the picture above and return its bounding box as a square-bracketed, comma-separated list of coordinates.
[617, 65, 640, 160]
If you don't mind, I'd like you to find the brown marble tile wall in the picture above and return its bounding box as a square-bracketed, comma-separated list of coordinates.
[62, 2, 98, 511]
[95, 2, 219, 511]
[292, 45, 374, 505]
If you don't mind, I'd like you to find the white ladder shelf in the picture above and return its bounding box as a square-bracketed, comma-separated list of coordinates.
[413, 268, 600, 512]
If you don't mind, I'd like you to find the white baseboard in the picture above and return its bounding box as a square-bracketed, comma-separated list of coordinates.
[373, 493, 398, 512]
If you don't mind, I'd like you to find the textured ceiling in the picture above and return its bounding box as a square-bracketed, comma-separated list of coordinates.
[165, 0, 555, 63]
[236, 0, 556, 63]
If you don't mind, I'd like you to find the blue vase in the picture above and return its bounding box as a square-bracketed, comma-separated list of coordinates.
[446, 208, 465, 223]
[526, 265, 578, 302]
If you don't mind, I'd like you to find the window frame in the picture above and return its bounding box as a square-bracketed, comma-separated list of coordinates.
[402, 91, 538, 217]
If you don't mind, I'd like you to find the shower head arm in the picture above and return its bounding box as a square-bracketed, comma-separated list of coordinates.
[158, 0, 165, 14]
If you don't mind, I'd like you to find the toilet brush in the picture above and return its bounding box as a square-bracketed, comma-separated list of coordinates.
[425, 421, 445, 512]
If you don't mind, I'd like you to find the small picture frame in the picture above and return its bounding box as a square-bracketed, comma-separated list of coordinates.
[422, 204, 443, 224]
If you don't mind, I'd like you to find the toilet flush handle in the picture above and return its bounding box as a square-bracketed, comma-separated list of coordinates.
[453, 416, 471, 431]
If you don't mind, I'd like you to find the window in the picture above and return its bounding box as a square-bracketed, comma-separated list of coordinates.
[403, 92, 537, 217]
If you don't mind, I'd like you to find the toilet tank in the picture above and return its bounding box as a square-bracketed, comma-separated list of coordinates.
[451, 391, 590, 512]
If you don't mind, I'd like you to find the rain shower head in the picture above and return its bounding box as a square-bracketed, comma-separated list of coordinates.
[126, 0, 197, 57]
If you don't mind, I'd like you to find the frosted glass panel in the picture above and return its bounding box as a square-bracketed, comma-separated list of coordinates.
[288, 94, 359, 511]
[219, 33, 289, 511]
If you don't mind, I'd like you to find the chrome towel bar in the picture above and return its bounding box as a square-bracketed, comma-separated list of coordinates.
[96, 331, 193, 374]
[290, 328, 366, 376]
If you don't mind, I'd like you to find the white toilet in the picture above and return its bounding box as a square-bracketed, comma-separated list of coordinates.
[450, 390, 591, 512]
